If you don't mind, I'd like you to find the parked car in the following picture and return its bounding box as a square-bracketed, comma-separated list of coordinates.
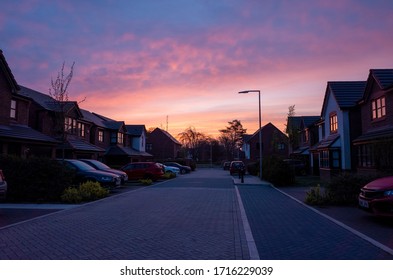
[0, 170, 7, 201]
[283, 159, 306, 175]
[121, 162, 164, 181]
[58, 159, 121, 189]
[79, 159, 128, 185]
[164, 162, 191, 174]
[158, 163, 180, 175]
[358, 176, 393, 217]
[229, 161, 245, 175]
[223, 161, 231, 170]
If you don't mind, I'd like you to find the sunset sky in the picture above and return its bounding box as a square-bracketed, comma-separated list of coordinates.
[1, 0, 393, 138]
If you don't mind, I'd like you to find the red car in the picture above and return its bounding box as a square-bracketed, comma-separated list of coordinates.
[121, 162, 164, 181]
[358, 176, 393, 217]
[229, 161, 245, 175]
[0, 170, 7, 201]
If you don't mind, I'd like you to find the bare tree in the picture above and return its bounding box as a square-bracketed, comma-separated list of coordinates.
[49, 61, 75, 102]
[178, 127, 207, 160]
[49, 62, 75, 159]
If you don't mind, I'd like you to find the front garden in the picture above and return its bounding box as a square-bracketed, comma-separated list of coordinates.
[0, 156, 175, 204]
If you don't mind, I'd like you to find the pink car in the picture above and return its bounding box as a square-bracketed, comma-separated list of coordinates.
[359, 176, 393, 217]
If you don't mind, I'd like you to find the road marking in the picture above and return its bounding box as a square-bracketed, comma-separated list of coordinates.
[235, 185, 260, 260]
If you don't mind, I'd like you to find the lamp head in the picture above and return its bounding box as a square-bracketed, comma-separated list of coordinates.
[238, 90, 260, 94]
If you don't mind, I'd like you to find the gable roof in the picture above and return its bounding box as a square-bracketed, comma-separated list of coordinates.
[287, 116, 302, 130]
[247, 122, 288, 142]
[371, 69, 393, 90]
[360, 69, 393, 104]
[328, 81, 366, 108]
[0, 50, 20, 93]
[302, 116, 320, 128]
[150, 128, 181, 145]
[82, 111, 125, 131]
[125, 125, 146, 136]
[19, 85, 81, 115]
[321, 81, 366, 116]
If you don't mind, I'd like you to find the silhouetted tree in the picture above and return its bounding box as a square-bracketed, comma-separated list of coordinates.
[178, 127, 207, 160]
[218, 119, 246, 160]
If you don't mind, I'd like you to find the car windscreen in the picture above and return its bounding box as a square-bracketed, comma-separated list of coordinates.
[88, 160, 110, 170]
[72, 161, 97, 171]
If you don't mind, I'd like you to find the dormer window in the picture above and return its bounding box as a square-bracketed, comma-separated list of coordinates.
[78, 122, 85, 137]
[110, 132, 124, 144]
[10, 99, 17, 119]
[372, 96, 386, 120]
[329, 113, 338, 134]
[64, 117, 76, 134]
[117, 132, 124, 144]
[98, 130, 104, 142]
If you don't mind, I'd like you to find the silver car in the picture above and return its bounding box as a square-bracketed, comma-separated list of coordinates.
[0, 170, 7, 200]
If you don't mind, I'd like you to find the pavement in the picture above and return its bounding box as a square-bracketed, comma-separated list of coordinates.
[0, 169, 392, 260]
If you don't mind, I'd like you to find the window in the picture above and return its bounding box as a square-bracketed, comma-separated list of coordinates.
[78, 123, 85, 137]
[320, 150, 329, 168]
[146, 143, 152, 151]
[329, 113, 338, 134]
[277, 143, 285, 150]
[10, 99, 17, 119]
[64, 117, 73, 133]
[117, 132, 124, 144]
[320, 150, 340, 169]
[372, 96, 386, 120]
[357, 144, 375, 168]
[64, 117, 78, 134]
[98, 130, 104, 142]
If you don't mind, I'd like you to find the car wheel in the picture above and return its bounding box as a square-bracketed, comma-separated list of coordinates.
[180, 169, 186, 174]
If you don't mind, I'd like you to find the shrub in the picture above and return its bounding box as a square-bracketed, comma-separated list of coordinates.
[139, 178, 153, 185]
[262, 156, 295, 186]
[0, 155, 75, 202]
[78, 181, 109, 201]
[325, 173, 378, 205]
[162, 172, 176, 179]
[61, 181, 108, 203]
[305, 184, 328, 205]
[61, 187, 82, 204]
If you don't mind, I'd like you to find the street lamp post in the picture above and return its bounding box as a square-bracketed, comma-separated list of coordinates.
[238, 90, 263, 180]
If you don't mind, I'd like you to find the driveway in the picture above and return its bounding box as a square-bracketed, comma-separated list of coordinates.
[279, 186, 393, 251]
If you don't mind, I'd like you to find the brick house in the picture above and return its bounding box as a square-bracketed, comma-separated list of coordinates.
[353, 69, 393, 174]
[0, 50, 58, 158]
[19, 86, 104, 159]
[243, 122, 289, 162]
[146, 128, 181, 161]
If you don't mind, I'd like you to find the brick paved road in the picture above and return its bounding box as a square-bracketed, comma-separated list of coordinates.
[1, 168, 392, 260]
[0, 169, 248, 260]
